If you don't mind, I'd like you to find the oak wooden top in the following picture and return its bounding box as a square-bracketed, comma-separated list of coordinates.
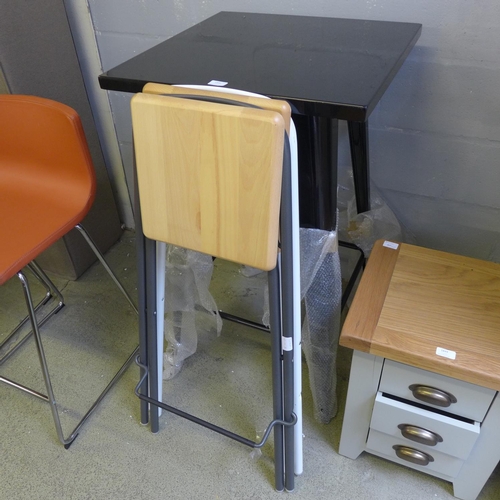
[131, 90, 288, 271]
[341, 240, 500, 391]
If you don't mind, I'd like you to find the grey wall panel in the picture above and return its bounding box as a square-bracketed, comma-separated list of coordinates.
[0, 0, 122, 279]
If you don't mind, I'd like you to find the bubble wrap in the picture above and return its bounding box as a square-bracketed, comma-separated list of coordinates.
[299, 228, 342, 423]
[262, 228, 342, 423]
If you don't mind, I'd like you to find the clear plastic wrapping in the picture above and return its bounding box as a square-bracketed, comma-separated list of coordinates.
[162, 245, 222, 379]
[162, 233, 343, 425]
[263, 228, 342, 423]
[337, 170, 411, 256]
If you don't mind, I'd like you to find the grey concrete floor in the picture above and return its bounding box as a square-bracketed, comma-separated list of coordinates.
[1, 231, 499, 500]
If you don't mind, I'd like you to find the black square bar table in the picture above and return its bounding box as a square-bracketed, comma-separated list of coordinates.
[100, 11, 421, 227]
[98, 11, 421, 489]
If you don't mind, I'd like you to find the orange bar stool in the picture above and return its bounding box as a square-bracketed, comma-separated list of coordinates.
[0, 95, 138, 448]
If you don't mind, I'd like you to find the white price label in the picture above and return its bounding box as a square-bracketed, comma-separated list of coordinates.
[208, 80, 228, 87]
[383, 241, 399, 250]
[436, 347, 456, 360]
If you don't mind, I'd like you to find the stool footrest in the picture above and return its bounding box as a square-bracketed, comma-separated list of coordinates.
[218, 310, 270, 333]
[134, 356, 296, 449]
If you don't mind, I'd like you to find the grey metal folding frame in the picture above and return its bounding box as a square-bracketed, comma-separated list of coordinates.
[0, 224, 139, 448]
[131, 91, 298, 491]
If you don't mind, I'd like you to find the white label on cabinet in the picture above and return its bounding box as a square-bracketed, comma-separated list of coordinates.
[383, 241, 399, 250]
[208, 80, 228, 86]
[436, 347, 456, 360]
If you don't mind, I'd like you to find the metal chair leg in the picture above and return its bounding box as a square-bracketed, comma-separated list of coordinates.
[15, 270, 73, 446]
[0, 262, 64, 365]
[75, 224, 138, 314]
[6, 270, 139, 448]
[1, 229, 139, 447]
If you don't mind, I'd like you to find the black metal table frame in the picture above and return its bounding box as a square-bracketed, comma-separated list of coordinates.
[99, 13, 422, 231]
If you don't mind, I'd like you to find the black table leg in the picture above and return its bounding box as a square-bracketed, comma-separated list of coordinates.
[348, 120, 371, 214]
[293, 114, 339, 231]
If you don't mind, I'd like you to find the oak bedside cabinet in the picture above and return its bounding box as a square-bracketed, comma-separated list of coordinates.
[339, 240, 500, 500]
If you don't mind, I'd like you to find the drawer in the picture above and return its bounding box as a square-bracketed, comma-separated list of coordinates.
[380, 360, 495, 422]
[366, 429, 463, 478]
[370, 392, 479, 459]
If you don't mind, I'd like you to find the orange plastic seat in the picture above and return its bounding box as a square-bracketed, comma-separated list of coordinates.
[0, 95, 137, 447]
[0, 95, 95, 285]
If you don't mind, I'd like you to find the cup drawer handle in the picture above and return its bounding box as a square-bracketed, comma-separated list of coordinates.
[393, 445, 434, 466]
[398, 424, 443, 446]
[409, 384, 457, 407]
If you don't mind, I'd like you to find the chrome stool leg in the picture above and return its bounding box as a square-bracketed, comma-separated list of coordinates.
[13, 270, 71, 446]
[0, 262, 64, 365]
[75, 224, 138, 314]
[1, 229, 139, 448]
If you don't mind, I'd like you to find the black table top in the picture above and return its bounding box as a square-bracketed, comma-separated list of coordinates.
[99, 12, 421, 122]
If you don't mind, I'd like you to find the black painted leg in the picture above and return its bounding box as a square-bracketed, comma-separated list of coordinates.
[348, 120, 371, 214]
[293, 114, 339, 231]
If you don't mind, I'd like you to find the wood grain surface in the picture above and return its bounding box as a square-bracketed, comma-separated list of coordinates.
[340, 240, 400, 352]
[340, 240, 500, 390]
[131, 91, 286, 270]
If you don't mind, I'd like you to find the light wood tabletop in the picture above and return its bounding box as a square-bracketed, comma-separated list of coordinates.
[341, 239, 500, 390]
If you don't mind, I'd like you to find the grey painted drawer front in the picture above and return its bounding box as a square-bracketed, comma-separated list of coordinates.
[370, 392, 480, 460]
[380, 360, 495, 422]
[366, 429, 464, 478]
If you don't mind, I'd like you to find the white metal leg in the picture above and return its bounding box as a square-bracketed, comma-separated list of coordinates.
[155, 241, 166, 415]
[289, 119, 303, 476]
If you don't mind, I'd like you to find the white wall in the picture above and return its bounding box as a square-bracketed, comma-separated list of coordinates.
[86, 0, 500, 260]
